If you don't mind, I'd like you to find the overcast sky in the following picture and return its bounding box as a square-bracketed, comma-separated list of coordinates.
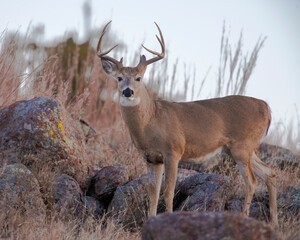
[0, 0, 299, 129]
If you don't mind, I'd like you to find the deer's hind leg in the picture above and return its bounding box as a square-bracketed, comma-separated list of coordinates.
[230, 146, 257, 216]
[251, 153, 278, 227]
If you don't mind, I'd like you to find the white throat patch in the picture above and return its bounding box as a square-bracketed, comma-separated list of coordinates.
[120, 96, 140, 107]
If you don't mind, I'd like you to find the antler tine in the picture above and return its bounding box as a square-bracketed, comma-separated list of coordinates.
[141, 22, 165, 66]
[154, 22, 165, 46]
[97, 21, 123, 69]
[97, 20, 111, 52]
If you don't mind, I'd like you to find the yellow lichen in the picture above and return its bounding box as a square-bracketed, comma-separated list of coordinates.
[50, 129, 54, 140]
[58, 121, 65, 135]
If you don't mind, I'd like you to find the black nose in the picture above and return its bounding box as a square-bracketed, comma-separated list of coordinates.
[122, 88, 134, 97]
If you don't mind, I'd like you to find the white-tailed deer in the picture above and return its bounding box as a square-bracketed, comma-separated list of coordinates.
[97, 21, 278, 227]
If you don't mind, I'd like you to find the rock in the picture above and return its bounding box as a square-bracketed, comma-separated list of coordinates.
[226, 196, 270, 221]
[88, 165, 128, 207]
[176, 168, 199, 184]
[258, 143, 300, 171]
[51, 174, 83, 221]
[278, 186, 300, 221]
[157, 168, 199, 213]
[0, 164, 46, 230]
[141, 211, 280, 240]
[227, 186, 300, 222]
[108, 176, 148, 229]
[174, 174, 230, 211]
[0, 97, 90, 188]
[259, 143, 295, 158]
[83, 196, 104, 220]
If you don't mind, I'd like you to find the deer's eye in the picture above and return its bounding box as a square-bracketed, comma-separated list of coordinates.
[136, 77, 141, 82]
[117, 77, 123, 82]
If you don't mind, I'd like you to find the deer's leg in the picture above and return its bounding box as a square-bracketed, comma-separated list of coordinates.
[163, 154, 180, 213]
[231, 148, 257, 216]
[251, 153, 278, 227]
[147, 162, 163, 217]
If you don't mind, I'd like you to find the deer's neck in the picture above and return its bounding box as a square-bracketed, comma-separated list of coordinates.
[120, 86, 154, 148]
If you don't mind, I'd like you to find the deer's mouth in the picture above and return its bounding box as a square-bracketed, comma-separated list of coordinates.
[120, 95, 140, 107]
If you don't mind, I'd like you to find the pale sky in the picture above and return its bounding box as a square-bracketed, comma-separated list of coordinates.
[0, 0, 299, 128]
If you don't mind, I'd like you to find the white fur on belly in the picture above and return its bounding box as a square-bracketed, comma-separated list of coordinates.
[120, 96, 140, 107]
[184, 147, 223, 168]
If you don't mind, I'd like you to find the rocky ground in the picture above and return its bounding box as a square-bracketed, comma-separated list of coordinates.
[0, 97, 299, 239]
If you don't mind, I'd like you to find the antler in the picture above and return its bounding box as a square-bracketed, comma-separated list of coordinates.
[97, 21, 123, 69]
[140, 22, 165, 66]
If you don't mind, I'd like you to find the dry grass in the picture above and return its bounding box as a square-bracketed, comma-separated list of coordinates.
[86, 122, 147, 180]
[265, 114, 300, 155]
[0, 213, 140, 240]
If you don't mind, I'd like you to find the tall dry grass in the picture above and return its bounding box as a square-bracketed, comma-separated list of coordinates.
[0, 213, 140, 240]
[215, 22, 267, 97]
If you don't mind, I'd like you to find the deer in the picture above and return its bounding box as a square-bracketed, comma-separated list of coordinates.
[97, 21, 278, 227]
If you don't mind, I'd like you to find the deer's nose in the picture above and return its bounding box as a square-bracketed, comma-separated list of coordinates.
[122, 88, 134, 98]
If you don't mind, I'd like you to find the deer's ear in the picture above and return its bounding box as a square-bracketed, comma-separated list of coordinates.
[137, 55, 147, 74]
[101, 59, 119, 77]
[140, 55, 146, 63]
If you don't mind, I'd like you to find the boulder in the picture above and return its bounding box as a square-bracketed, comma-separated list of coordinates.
[83, 196, 104, 220]
[51, 174, 83, 221]
[226, 196, 270, 221]
[278, 186, 300, 221]
[176, 168, 199, 184]
[0, 97, 90, 188]
[174, 173, 230, 211]
[88, 165, 128, 207]
[0, 164, 46, 230]
[258, 143, 300, 170]
[227, 186, 300, 222]
[108, 176, 148, 229]
[141, 211, 280, 240]
[157, 168, 199, 213]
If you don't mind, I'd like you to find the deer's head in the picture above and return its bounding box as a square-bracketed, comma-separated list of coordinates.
[97, 21, 165, 106]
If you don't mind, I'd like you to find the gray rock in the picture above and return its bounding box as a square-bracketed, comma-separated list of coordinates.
[258, 143, 300, 171]
[141, 211, 280, 240]
[174, 173, 230, 211]
[226, 196, 270, 221]
[83, 196, 104, 219]
[176, 168, 199, 184]
[278, 186, 300, 221]
[157, 168, 199, 213]
[0, 97, 90, 188]
[51, 174, 83, 221]
[88, 165, 128, 207]
[108, 176, 148, 229]
[0, 164, 46, 230]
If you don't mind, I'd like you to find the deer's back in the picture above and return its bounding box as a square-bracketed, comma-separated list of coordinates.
[152, 95, 270, 159]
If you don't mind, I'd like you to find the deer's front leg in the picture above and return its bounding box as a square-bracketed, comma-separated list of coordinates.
[147, 162, 163, 217]
[163, 154, 180, 212]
